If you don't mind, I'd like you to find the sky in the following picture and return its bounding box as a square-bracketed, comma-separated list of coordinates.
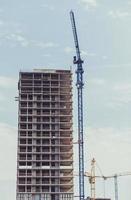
[0, 0, 131, 199]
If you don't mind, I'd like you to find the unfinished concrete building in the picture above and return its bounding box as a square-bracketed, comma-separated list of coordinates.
[16, 69, 73, 200]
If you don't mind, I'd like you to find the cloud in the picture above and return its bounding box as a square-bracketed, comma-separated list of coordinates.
[0, 20, 4, 26]
[113, 83, 131, 92]
[108, 10, 131, 19]
[0, 180, 16, 200]
[0, 93, 5, 102]
[42, 54, 51, 57]
[81, 50, 96, 57]
[102, 55, 108, 60]
[41, 3, 55, 11]
[0, 76, 17, 111]
[79, 0, 98, 10]
[64, 46, 73, 54]
[0, 18, 23, 35]
[128, 1, 131, 5]
[85, 127, 131, 174]
[1, 33, 59, 49]
[64, 48, 96, 56]
[81, 51, 108, 61]
[0, 122, 16, 136]
[0, 8, 4, 15]
[0, 76, 17, 88]
[5, 33, 29, 47]
[0, 122, 17, 180]
[35, 41, 58, 49]
[90, 78, 106, 85]
[105, 82, 131, 108]
[110, 82, 131, 105]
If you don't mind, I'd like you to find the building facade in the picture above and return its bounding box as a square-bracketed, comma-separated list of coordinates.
[16, 69, 73, 200]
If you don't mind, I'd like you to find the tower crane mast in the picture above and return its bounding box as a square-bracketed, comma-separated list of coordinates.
[70, 11, 85, 200]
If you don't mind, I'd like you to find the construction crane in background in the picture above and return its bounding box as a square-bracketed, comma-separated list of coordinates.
[84, 158, 131, 200]
[90, 158, 96, 200]
[104, 171, 131, 200]
[70, 10, 85, 200]
[84, 158, 105, 200]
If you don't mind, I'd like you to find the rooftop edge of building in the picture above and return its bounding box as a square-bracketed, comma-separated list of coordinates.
[19, 69, 72, 74]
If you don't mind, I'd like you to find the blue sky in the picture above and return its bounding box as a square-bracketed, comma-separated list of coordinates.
[0, 0, 131, 199]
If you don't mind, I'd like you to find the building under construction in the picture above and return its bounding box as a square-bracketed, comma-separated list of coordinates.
[16, 69, 74, 200]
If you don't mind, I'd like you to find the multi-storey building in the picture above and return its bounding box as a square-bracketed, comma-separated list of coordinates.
[16, 69, 73, 200]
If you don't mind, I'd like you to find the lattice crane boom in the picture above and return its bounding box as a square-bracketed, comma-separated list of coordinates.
[70, 10, 85, 200]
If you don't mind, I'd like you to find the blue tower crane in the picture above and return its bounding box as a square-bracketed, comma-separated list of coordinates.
[70, 11, 85, 200]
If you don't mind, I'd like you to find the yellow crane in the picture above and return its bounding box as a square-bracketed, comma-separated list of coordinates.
[84, 158, 131, 200]
[84, 158, 105, 200]
[74, 158, 103, 199]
